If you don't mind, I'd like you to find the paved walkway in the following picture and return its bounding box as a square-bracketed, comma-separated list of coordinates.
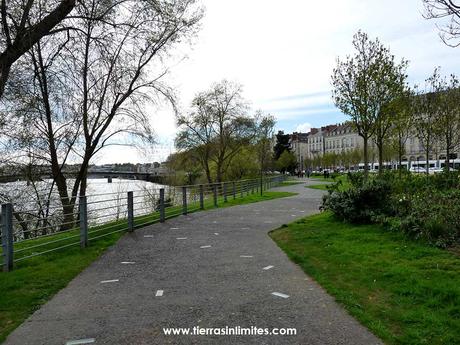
[5, 180, 381, 345]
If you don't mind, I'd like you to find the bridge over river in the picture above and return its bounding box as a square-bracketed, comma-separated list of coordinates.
[0, 170, 169, 184]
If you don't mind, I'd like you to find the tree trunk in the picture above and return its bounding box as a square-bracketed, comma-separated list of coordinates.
[34, 42, 75, 231]
[398, 140, 403, 178]
[377, 138, 384, 174]
[216, 164, 223, 183]
[363, 136, 369, 179]
[425, 147, 430, 176]
[445, 135, 450, 172]
[205, 169, 212, 184]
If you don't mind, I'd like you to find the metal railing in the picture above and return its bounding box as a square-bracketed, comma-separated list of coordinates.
[0, 175, 286, 271]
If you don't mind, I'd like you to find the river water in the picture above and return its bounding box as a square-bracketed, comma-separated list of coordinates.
[0, 178, 169, 239]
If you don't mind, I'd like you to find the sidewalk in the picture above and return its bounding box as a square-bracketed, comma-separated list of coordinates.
[4, 181, 381, 345]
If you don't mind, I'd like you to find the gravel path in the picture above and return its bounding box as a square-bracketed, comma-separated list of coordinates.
[4, 180, 382, 345]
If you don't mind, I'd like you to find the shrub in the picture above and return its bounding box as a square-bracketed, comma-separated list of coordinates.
[321, 177, 393, 223]
[399, 190, 460, 247]
[321, 170, 460, 247]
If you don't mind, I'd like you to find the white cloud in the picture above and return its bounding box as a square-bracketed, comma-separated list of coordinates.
[295, 123, 312, 133]
[99, 0, 458, 163]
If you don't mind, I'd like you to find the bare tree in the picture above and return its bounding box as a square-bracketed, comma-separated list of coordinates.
[176, 93, 216, 184]
[0, 0, 76, 98]
[3, 0, 203, 229]
[423, 0, 460, 47]
[254, 111, 275, 185]
[176, 80, 255, 183]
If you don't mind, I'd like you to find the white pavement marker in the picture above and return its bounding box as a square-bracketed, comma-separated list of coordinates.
[144, 235, 154, 238]
[263, 265, 274, 270]
[100, 279, 119, 284]
[66, 339, 95, 345]
[155, 290, 164, 297]
[214, 233, 219, 235]
[170, 227, 180, 230]
[200, 245, 212, 249]
[176, 237, 187, 240]
[271, 292, 290, 299]
[240, 255, 253, 258]
[241, 227, 250, 230]
[121, 262, 135, 264]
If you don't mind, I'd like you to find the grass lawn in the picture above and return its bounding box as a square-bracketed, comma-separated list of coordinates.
[0, 190, 296, 342]
[278, 180, 305, 186]
[270, 212, 460, 345]
[306, 183, 330, 191]
[307, 174, 349, 191]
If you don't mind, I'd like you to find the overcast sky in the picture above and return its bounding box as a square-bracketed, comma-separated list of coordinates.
[96, 0, 458, 164]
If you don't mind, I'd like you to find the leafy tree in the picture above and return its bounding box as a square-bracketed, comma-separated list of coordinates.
[276, 150, 297, 174]
[224, 146, 259, 180]
[332, 30, 408, 176]
[273, 130, 290, 160]
[165, 150, 203, 185]
[413, 69, 442, 175]
[254, 112, 276, 175]
[435, 73, 460, 171]
[389, 89, 415, 173]
[176, 80, 256, 183]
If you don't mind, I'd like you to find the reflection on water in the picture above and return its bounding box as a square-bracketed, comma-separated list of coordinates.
[0, 178, 167, 240]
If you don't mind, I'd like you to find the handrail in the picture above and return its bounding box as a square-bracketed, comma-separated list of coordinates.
[0, 175, 286, 271]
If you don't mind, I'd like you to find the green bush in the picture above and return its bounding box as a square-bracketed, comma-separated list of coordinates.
[321, 170, 460, 247]
[398, 190, 460, 247]
[321, 177, 393, 223]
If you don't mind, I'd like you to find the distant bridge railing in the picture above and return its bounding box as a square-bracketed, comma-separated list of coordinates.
[0, 175, 286, 272]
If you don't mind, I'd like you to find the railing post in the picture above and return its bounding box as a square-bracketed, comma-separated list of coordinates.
[127, 191, 134, 232]
[199, 185, 204, 210]
[247, 181, 250, 196]
[182, 186, 188, 215]
[223, 183, 228, 203]
[240, 181, 243, 198]
[251, 181, 255, 194]
[79, 196, 88, 248]
[159, 188, 165, 222]
[1, 203, 14, 272]
[260, 175, 263, 196]
[232, 182, 236, 200]
[213, 184, 218, 207]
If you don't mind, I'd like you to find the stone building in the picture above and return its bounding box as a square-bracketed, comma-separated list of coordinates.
[289, 121, 460, 170]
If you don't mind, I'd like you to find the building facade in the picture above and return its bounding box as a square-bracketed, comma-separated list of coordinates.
[289, 121, 460, 170]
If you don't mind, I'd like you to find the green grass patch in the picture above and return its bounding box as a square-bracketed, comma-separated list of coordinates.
[270, 212, 460, 345]
[306, 184, 330, 191]
[306, 174, 349, 191]
[278, 180, 305, 186]
[308, 176, 335, 182]
[0, 190, 296, 342]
